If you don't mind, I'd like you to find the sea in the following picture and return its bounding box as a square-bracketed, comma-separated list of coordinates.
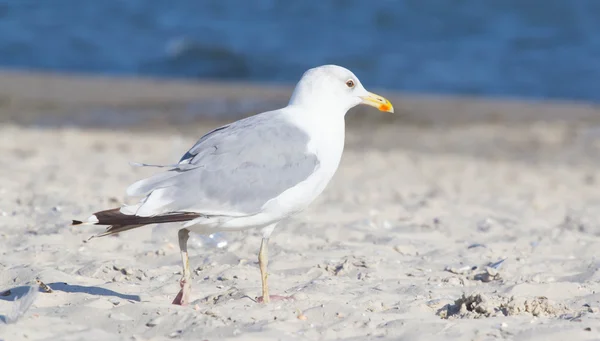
[1, 0, 599, 102]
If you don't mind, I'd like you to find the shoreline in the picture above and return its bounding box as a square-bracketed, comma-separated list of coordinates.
[1, 69, 599, 130]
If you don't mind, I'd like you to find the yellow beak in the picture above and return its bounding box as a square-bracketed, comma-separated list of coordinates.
[360, 91, 394, 113]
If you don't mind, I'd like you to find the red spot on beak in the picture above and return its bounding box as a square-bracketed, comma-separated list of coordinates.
[379, 103, 391, 112]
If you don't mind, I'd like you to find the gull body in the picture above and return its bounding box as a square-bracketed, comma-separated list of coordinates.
[73, 65, 394, 305]
[128, 104, 345, 234]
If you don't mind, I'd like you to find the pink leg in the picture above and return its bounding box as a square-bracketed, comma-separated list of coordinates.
[172, 229, 192, 305]
[172, 278, 191, 305]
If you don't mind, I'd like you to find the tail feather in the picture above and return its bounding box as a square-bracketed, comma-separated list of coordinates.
[92, 224, 145, 238]
[72, 208, 203, 238]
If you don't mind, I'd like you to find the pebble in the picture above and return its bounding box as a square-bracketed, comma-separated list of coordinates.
[146, 316, 164, 327]
[168, 330, 183, 338]
[446, 277, 462, 286]
[478, 267, 501, 282]
[425, 299, 442, 308]
[445, 265, 473, 275]
[393, 245, 418, 256]
[488, 258, 506, 270]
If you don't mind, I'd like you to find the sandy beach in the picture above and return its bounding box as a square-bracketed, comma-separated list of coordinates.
[1, 71, 600, 340]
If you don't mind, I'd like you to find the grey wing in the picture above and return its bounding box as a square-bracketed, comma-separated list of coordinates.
[126, 111, 320, 217]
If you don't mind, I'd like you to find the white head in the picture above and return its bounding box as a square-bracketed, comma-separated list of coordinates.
[288, 65, 393, 115]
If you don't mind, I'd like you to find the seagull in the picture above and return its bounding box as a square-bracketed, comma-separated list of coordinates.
[72, 65, 394, 305]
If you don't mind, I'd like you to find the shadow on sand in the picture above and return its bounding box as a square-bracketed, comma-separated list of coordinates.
[0, 282, 141, 302]
[1, 282, 140, 323]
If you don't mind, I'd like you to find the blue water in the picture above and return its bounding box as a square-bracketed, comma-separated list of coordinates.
[1, 0, 599, 102]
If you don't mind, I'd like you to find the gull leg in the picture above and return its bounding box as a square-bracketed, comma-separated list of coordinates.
[256, 224, 293, 303]
[258, 237, 270, 303]
[172, 228, 192, 305]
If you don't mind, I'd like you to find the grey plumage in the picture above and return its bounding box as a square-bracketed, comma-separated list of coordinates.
[125, 111, 320, 217]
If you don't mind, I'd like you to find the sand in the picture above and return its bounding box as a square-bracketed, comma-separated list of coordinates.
[1, 71, 600, 340]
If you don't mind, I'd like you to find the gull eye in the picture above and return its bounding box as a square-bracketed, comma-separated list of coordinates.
[345, 79, 355, 88]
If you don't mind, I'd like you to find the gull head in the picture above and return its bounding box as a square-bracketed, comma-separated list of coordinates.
[288, 65, 394, 114]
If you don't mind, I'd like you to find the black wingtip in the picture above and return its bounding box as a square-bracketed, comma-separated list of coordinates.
[72, 220, 83, 226]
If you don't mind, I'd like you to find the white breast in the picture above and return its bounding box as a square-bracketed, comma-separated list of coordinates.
[259, 107, 346, 217]
[209, 106, 347, 232]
